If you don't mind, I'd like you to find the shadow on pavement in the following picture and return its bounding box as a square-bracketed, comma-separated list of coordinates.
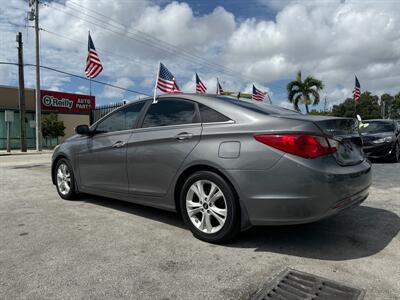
[82, 195, 186, 229]
[230, 205, 400, 261]
[80, 196, 399, 261]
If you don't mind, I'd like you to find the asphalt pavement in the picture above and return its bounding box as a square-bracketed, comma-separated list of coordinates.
[0, 153, 399, 299]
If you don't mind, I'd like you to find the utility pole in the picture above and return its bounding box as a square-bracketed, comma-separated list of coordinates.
[17, 32, 27, 152]
[324, 96, 327, 113]
[29, 0, 42, 151]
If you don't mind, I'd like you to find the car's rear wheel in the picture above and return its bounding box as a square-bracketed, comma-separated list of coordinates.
[55, 158, 78, 200]
[180, 171, 240, 243]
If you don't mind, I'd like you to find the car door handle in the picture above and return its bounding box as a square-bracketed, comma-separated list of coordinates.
[112, 141, 126, 148]
[176, 132, 193, 140]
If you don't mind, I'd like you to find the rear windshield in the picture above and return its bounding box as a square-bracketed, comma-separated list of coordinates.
[360, 121, 394, 133]
[217, 96, 300, 115]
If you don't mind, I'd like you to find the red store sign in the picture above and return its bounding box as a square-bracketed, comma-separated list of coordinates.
[40, 90, 95, 114]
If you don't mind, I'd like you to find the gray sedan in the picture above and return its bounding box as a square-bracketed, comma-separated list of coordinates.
[51, 94, 371, 243]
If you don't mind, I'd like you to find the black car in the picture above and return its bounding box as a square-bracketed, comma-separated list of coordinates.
[360, 119, 400, 162]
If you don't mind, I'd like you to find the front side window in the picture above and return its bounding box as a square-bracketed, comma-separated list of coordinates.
[142, 100, 197, 128]
[96, 102, 145, 133]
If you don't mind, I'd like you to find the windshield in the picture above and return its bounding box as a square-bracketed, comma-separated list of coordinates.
[359, 121, 394, 133]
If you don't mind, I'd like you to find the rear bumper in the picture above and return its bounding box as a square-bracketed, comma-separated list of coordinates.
[228, 155, 372, 226]
[363, 142, 395, 159]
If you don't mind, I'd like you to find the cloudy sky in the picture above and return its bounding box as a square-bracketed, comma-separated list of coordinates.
[1, 0, 400, 110]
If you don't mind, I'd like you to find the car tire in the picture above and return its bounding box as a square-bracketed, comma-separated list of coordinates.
[54, 158, 78, 200]
[180, 171, 240, 243]
[390, 142, 399, 163]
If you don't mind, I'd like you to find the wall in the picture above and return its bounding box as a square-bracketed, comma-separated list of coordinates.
[0, 85, 36, 110]
[58, 114, 90, 142]
[0, 85, 92, 149]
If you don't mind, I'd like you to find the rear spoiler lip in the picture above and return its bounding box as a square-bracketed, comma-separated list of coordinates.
[273, 114, 356, 122]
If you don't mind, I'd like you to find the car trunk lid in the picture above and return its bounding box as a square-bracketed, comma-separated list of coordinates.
[277, 115, 364, 166]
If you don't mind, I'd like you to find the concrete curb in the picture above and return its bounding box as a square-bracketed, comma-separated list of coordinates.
[0, 150, 53, 156]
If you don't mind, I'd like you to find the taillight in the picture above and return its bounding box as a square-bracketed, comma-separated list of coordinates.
[254, 134, 337, 159]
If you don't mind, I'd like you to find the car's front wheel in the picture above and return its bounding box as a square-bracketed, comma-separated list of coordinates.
[55, 158, 78, 200]
[391, 142, 399, 163]
[180, 171, 240, 243]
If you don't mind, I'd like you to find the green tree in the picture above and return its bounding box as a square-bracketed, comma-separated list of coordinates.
[287, 71, 324, 113]
[381, 93, 395, 119]
[331, 91, 381, 119]
[309, 109, 331, 116]
[393, 92, 400, 119]
[331, 98, 356, 118]
[42, 113, 65, 146]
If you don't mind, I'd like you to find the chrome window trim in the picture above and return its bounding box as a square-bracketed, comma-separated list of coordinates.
[131, 122, 202, 133]
[201, 120, 235, 125]
[94, 120, 235, 135]
[88, 128, 136, 137]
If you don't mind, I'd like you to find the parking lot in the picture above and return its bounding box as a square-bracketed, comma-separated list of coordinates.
[0, 153, 399, 299]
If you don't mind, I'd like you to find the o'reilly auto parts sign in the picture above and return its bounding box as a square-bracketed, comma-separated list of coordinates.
[41, 90, 95, 114]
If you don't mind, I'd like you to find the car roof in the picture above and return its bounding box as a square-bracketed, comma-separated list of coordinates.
[364, 119, 394, 122]
[131, 93, 300, 122]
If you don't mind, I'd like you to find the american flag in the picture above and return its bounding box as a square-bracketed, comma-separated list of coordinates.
[196, 73, 207, 94]
[252, 85, 266, 101]
[216, 78, 224, 95]
[85, 33, 103, 79]
[353, 76, 361, 103]
[157, 63, 180, 94]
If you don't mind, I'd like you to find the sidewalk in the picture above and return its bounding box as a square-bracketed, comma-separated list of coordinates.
[0, 149, 54, 156]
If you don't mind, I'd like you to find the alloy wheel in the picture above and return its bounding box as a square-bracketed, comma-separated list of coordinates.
[56, 163, 71, 196]
[185, 180, 227, 234]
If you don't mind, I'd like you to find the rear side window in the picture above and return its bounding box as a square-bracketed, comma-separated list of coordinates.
[96, 102, 145, 133]
[199, 104, 230, 123]
[142, 99, 197, 128]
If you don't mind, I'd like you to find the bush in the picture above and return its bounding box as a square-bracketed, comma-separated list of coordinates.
[42, 113, 65, 140]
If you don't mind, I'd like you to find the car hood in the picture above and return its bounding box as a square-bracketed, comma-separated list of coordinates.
[361, 132, 393, 139]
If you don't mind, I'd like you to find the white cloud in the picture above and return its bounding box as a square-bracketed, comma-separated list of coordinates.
[226, 0, 400, 98]
[102, 77, 134, 99]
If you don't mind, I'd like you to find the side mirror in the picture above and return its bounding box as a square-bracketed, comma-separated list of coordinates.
[75, 124, 90, 135]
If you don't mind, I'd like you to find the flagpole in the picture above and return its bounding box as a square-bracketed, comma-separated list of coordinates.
[153, 62, 160, 104]
[87, 30, 92, 97]
[354, 74, 357, 118]
[267, 93, 272, 104]
[354, 100, 357, 118]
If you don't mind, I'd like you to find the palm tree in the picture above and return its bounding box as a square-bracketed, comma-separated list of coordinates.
[287, 71, 324, 113]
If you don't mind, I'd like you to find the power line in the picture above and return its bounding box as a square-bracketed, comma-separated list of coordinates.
[62, 0, 290, 92]
[40, 28, 155, 71]
[41, 0, 288, 92]
[9, 0, 290, 94]
[8, 0, 289, 94]
[41, 2, 229, 74]
[0, 61, 151, 96]
[49, 0, 239, 76]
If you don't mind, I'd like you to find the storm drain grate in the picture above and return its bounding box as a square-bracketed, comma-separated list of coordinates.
[251, 268, 364, 300]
